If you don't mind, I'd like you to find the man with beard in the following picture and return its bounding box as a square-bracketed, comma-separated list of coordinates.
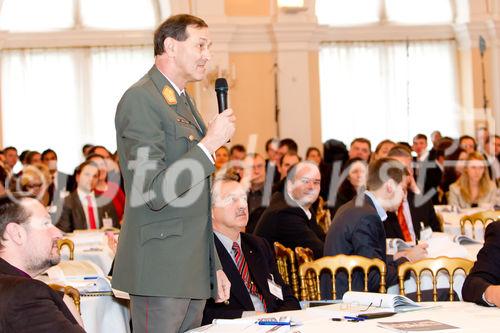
[254, 162, 325, 259]
[0, 194, 84, 332]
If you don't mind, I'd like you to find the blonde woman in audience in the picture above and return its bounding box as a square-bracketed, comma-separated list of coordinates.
[371, 139, 395, 162]
[20, 163, 52, 206]
[448, 152, 497, 208]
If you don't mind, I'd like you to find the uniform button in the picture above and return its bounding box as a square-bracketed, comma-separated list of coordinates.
[188, 135, 194, 141]
[160, 233, 164, 237]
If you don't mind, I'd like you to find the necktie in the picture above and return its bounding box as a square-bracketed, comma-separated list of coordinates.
[86, 195, 97, 230]
[397, 204, 412, 242]
[232, 242, 267, 311]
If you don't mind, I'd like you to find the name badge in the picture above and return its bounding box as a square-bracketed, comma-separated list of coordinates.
[267, 274, 283, 300]
[419, 222, 433, 241]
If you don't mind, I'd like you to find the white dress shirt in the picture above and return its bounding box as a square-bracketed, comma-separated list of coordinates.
[77, 189, 99, 229]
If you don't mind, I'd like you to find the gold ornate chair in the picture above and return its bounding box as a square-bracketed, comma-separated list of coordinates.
[49, 284, 81, 314]
[315, 196, 332, 234]
[57, 238, 75, 260]
[294, 247, 315, 301]
[460, 211, 500, 239]
[298, 254, 387, 300]
[397, 256, 474, 302]
[274, 242, 300, 299]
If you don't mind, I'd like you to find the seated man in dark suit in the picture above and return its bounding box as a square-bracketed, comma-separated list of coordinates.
[0, 194, 84, 332]
[462, 222, 500, 307]
[323, 158, 428, 299]
[384, 145, 441, 242]
[202, 173, 300, 324]
[56, 160, 119, 232]
[42, 148, 75, 223]
[254, 161, 325, 259]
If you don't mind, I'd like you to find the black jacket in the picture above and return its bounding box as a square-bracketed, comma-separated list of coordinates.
[462, 222, 500, 306]
[384, 191, 442, 241]
[0, 258, 84, 333]
[253, 191, 325, 259]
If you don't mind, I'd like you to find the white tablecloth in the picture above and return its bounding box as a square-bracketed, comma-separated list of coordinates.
[189, 302, 500, 332]
[386, 232, 483, 300]
[60, 231, 115, 274]
[435, 206, 487, 240]
[81, 295, 130, 333]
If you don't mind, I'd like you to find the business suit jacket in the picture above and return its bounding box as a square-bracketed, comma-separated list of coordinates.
[462, 222, 500, 306]
[56, 190, 120, 233]
[254, 191, 325, 259]
[202, 233, 300, 324]
[323, 194, 407, 299]
[113, 65, 220, 298]
[0, 258, 84, 333]
[414, 157, 442, 205]
[384, 191, 442, 241]
[49, 171, 74, 224]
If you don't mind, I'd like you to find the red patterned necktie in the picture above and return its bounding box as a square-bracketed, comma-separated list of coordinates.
[232, 242, 267, 311]
[397, 204, 412, 242]
[86, 195, 97, 230]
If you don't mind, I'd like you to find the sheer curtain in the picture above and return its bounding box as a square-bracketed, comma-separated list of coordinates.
[1, 47, 153, 173]
[315, 0, 380, 26]
[1, 48, 84, 173]
[316, 0, 453, 26]
[319, 40, 460, 145]
[89, 46, 153, 152]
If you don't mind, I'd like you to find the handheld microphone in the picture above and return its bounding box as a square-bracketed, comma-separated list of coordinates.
[215, 78, 228, 114]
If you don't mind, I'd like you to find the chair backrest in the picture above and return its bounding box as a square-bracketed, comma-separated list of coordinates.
[57, 238, 75, 260]
[460, 211, 500, 239]
[397, 256, 474, 302]
[295, 247, 314, 266]
[49, 283, 81, 314]
[274, 242, 300, 299]
[294, 247, 315, 301]
[298, 254, 387, 300]
[315, 196, 332, 234]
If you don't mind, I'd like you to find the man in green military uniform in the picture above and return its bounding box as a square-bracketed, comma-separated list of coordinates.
[113, 14, 235, 332]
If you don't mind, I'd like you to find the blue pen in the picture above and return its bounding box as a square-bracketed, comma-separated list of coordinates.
[344, 316, 364, 321]
[83, 276, 99, 280]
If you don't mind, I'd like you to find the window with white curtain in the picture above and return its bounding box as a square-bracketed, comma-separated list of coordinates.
[316, 0, 453, 26]
[385, 0, 453, 24]
[316, 0, 380, 26]
[81, 0, 156, 30]
[319, 41, 460, 145]
[0, 0, 164, 173]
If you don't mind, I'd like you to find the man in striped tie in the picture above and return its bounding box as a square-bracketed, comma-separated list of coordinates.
[201, 173, 300, 324]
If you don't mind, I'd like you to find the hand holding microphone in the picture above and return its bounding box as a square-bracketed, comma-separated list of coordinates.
[200, 78, 236, 153]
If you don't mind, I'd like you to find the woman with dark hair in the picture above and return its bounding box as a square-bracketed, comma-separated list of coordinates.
[332, 157, 367, 216]
[86, 153, 125, 222]
[306, 146, 322, 165]
[440, 146, 468, 195]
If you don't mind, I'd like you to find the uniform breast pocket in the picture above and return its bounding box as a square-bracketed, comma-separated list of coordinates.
[140, 218, 183, 245]
[174, 122, 199, 149]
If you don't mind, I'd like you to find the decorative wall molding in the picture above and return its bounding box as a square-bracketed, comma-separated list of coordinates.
[1, 30, 153, 49]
